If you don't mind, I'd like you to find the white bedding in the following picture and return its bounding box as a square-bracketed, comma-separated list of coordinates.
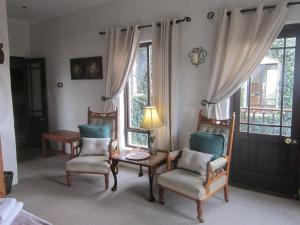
[11, 210, 52, 225]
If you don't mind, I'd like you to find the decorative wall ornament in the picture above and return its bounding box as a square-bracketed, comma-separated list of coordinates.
[0, 43, 4, 64]
[188, 47, 208, 67]
[207, 12, 215, 20]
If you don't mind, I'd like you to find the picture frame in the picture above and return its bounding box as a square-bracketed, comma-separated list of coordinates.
[70, 56, 102, 80]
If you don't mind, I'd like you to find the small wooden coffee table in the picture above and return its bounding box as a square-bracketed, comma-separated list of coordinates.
[110, 150, 167, 202]
[42, 130, 80, 158]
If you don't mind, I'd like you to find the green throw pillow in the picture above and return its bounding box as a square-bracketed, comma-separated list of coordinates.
[189, 131, 225, 160]
[78, 124, 111, 138]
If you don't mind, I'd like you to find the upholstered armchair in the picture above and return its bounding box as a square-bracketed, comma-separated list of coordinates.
[65, 107, 119, 190]
[157, 111, 235, 223]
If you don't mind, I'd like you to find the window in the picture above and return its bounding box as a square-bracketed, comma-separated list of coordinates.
[125, 42, 152, 148]
[240, 37, 296, 136]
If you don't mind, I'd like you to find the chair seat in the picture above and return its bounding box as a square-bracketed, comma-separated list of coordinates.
[157, 169, 206, 200]
[66, 155, 110, 174]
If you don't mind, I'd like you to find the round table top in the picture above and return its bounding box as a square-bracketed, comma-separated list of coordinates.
[125, 150, 150, 161]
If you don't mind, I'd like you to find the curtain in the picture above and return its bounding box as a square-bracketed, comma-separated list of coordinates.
[207, 1, 289, 119]
[152, 19, 181, 151]
[104, 25, 141, 112]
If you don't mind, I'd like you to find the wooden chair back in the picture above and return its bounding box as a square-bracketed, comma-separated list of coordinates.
[87, 107, 118, 140]
[196, 111, 236, 161]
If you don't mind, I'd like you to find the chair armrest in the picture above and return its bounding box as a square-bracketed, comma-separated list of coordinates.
[209, 157, 228, 171]
[204, 157, 228, 187]
[70, 141, 81, 159]
[109, 140, 119, 157]
[167, 149, 182, 170]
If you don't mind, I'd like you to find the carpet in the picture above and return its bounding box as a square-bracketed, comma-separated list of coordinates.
[9, 156, 300, 225]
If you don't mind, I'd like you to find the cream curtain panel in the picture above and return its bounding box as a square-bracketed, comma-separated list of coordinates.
[207, 1, 289, 119]
[152, 19, 181, 151]
[104, 25, 141, 111]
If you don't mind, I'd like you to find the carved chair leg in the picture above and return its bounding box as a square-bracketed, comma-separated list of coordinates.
[196, 200, 204, 223]
[224, 184, 229, 202]
[158, 185, 165, 204]
[66, 171, 71, 186]
[104, 174, 109, 190]
[116, 164, 119, 174]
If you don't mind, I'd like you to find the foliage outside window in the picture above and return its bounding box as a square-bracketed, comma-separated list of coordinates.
[240, 37, 296, 136]
[125, 43, 152, 148]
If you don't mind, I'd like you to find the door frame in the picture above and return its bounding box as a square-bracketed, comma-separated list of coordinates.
[230, 24, 300, 198]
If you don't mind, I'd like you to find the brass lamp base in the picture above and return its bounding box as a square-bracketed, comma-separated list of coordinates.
[149, 130, 157, 155]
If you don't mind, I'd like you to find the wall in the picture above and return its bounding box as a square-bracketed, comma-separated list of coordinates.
[30, 0, 300, 148]
[7, 18, 31, 57]
[0, 0, 18, 184]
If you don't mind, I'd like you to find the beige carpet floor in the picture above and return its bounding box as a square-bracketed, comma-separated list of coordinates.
[8, 156, 300, 225]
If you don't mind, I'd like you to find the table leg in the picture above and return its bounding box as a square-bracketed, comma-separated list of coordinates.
[148, 166, 156, 202]
[110, 159, 119, 191]
[62, 143, 66, 154]
[42, 136, 47, 158]
[138, 165, 144, 177]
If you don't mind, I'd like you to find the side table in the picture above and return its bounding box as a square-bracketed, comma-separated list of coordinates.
[110, 150, 167, 202]
[42, 130, 80, 158]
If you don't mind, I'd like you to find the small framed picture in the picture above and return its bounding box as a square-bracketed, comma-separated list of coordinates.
[85, 57, 103, 79]
[70, 58, 84, 79]
[70, 56, 103, 80]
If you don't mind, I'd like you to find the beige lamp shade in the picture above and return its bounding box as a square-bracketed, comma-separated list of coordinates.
[141, 106, 163, 129]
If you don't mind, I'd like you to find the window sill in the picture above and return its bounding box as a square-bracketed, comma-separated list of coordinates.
[119, 146, 135, 152]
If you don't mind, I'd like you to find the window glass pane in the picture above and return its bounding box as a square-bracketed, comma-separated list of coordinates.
[282, 48, 295, 126]
[271, 38, 284, 48]
[286, 37, 296, 47]
[248, 49, 283, 131]
[249, 125, 280, 136]
[240, 124, 248, 132]
[128, 132, 148, 148]
[282, 127, 291, 137]
[128, 46, 149, 129]
[240, 81, 248, 124]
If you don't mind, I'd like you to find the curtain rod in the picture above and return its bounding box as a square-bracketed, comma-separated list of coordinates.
[227, 1, 300, 15]
[98, 16, 191, 35]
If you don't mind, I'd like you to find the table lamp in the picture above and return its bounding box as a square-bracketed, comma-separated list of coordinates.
[141, 106, 163, 154]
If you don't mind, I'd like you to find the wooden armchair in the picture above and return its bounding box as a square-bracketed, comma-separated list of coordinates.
[65, 107, 119, 190]
[157, 111, 235, 222]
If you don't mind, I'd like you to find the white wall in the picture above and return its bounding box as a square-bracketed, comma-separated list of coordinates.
[30, 0, 300, 148]
[0, 0, 18, 184]
[7, 18, 31, 57]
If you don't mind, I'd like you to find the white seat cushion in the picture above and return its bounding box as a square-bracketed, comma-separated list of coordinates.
[157, 169, 206, 200]
[66, 156, 110, 174]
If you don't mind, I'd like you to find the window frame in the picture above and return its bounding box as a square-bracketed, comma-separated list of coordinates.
[124, 42, 152, 149]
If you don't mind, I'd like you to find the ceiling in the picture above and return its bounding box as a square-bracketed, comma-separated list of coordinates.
[6, 0, 111, 23]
